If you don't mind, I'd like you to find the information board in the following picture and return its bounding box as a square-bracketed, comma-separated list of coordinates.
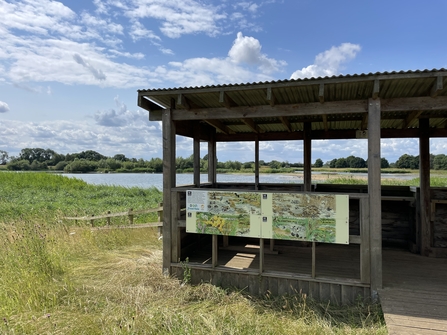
[186, 191, 349, 244]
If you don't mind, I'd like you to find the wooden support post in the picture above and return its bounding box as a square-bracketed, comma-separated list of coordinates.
[419, 118, 432, 256]
[368, 98, 382, 299]
[208, 130, 216, 185]
[312, 242, 316, 278]
[255, 137, 260, 190]
[212, 235, 218, 267]
[162, 104, 176, 275]
[171, 192, 180, 262]
[303, 122, 312, 192]
[157, 202, 163, 237]
[269, 239, 274, 252]
[193, 122, 200, 187]
[360, 197, 371, 284]
[223, 235, 229, 248]
[128, 208, 134, 224]
[107, 211, 111, 226]
[90, 214, 94, 227]
[259, 238, 264, 273]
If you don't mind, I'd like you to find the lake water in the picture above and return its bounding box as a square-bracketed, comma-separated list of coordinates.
[62, 172, 417, 190]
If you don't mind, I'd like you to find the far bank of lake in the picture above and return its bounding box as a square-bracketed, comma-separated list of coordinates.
[63, 172, 419, 190]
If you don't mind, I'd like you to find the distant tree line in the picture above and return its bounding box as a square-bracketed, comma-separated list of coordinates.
[1, 148, 447, 173]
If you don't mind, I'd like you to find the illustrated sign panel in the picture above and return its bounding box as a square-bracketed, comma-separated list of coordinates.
[186, 191, 349, 244]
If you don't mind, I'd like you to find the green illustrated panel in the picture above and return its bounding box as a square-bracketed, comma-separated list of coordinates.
[186, 190, 349, 244]
[186, 190, 262, 237]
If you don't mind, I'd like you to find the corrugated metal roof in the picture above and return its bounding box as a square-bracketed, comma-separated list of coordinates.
[138, 69, 447, 139]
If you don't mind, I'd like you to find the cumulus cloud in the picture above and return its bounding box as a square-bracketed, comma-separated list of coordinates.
[0, 101, 10, 113]
[94, 96, 148, 127]
[291, 43, 361, 79]
[73, 53, 107, 81]
[228, 32, 286, 73]
[154, 32, 285, 87]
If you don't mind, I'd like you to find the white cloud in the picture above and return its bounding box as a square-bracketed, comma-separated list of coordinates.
[0, 116, 162, 160]
[228, 32, 286, 73]
[123, 0, 226, 38]
[291, 43, 361, 79]
[0, 101, 10, 113]
[154, 32, 285, 87]
[129, 20, 161, 42]
[73, 53, 107, 81]
[94, 96, 148, 127]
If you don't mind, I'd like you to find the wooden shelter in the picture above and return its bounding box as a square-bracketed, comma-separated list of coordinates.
[138, 69, 447, 303]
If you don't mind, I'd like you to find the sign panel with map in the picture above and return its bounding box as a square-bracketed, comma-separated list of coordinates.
[186, 190, 349, 244]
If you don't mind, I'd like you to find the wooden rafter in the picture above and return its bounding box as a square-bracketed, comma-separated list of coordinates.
[402, 110, 423, 129]
[177, 94, 199, 110]
[219, 91, 238, 109]
[279, 116, 293, 132]
[430, 76, 443, 98]
[204, 119, 235, 135]
[372, 79, 380, 100]
[319, 83, 324, 104]
[242, 118, 263, 133]
[266, 87, 276, 107]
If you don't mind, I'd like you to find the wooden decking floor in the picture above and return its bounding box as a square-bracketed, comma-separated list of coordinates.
[380, 248, 447, 335]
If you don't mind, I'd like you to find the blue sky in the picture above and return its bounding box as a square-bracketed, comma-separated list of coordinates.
[1, 0, 446, 164]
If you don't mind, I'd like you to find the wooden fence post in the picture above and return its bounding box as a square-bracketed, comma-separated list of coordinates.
[128, 208, 134, 225]
[90, 214, 95, 227]
[107, 211, 111, 226]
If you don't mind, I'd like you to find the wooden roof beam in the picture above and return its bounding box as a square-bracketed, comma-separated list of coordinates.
[204, 119, 235, 135]
[138, 96, 164, 112]
[402, 110, 423, 129]
[242, 118, 264, 133]
[430, 76, 443, 98]
[266, 87, 276, 107]
[219, 91, 238, 109]
[279, 116, 293, 132]
[372, 79, 380, 99]
[319, 83, 324, 103]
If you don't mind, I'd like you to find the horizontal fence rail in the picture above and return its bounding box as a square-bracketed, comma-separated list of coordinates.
[64, 204, 164, 234]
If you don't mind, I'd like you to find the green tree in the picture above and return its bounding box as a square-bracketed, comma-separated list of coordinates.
[433, 154, 447, 170]
[64, 159, 98, 173]
[395, 154, 419, 169]
[314, 158, 323, 168]
[7, 160, 30, 171]
[335, 158, 348, 168]
[113, 154, 128, 162]
[381, 158, 390, 168]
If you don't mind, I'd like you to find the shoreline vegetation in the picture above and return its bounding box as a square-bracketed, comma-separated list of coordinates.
[0, 172, 390, 334]
[2, 147, 447, 175]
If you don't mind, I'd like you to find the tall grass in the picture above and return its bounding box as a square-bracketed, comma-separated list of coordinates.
[322, 175, 447, 187]
[0, 172, 386, 334]
[0, 172, 162, 223]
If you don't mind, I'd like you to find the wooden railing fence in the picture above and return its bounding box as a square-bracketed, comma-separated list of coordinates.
[64, 203, 163, 235]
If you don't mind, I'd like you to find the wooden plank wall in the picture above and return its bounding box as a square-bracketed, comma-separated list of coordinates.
[171, 266, 370, 305]
[431, 188, 447, 248]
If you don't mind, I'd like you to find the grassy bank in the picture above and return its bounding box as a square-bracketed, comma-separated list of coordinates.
[0, 173, 386, 334]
